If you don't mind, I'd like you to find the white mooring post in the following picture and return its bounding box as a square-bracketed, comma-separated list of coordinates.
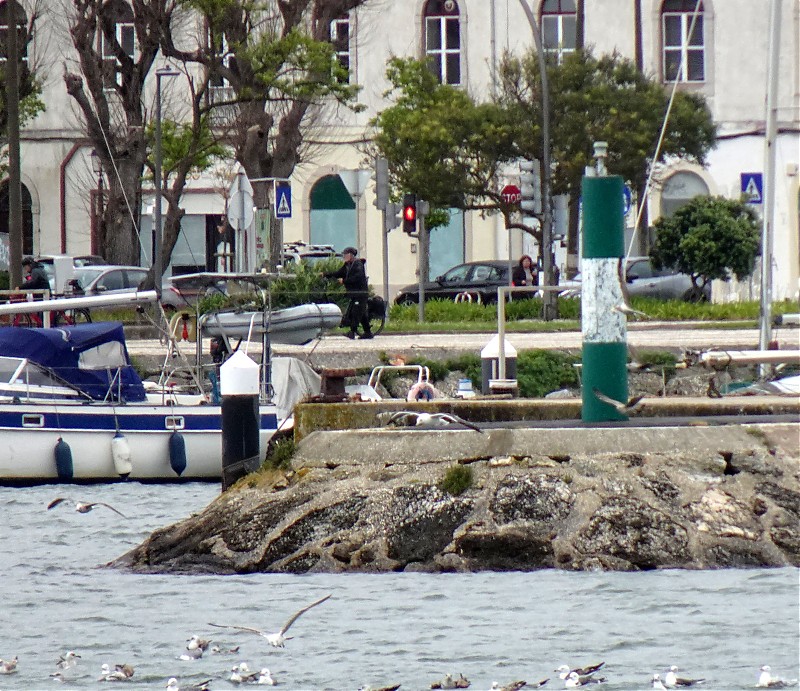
[220, 350, 261, 491]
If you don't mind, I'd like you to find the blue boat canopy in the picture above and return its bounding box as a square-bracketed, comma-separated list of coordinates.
[0, 322, 146, 402]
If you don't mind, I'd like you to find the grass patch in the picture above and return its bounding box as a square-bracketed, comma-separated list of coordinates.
[438, 464, 473, 496]
[262, 438, 295, 471]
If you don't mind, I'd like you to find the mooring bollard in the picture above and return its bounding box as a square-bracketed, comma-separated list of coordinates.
[581, 148, 628, 422]
[220, 350, 261, 491]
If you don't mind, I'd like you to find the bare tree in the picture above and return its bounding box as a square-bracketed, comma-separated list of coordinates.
[161, 0, 369, 268]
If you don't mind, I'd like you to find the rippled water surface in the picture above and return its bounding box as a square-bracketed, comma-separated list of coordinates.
[0, 483, 797, 691]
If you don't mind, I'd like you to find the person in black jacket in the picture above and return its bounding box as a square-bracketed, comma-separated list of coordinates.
[324, 247, 372, 339]
[21, 257, 51, 293]
[511, 254, 537, 288]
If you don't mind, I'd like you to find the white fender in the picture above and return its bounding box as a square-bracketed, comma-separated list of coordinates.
[111, 432, 132, 477]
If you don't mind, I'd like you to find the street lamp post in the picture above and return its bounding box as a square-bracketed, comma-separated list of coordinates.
[516, 0, 556, 320]
[153, 66, 179, 297]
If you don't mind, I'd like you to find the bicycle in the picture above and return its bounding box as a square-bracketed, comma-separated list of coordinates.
[352, 295, 386, 338]
[3, 291, 92, 328]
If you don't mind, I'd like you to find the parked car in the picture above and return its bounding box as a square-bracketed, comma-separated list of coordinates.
[72, 265, 149, 296]
[395, 260, 511, 305]
[36, 254, 107, 293]
[282, 241, 341, 267]
[561, 256, 710, 301]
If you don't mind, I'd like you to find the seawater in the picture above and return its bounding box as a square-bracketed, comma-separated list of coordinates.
[0, 482, 797, 691]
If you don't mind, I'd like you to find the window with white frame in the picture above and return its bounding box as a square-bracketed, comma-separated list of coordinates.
[208, 30, 236, 96]
[330, 15, 350, 83]
[0, 0, 28, 65]
[661, 0, 705, 83]
[541, 0, 576, 63]
[100, 0, 137, 89]
[424, 0, 460, 86]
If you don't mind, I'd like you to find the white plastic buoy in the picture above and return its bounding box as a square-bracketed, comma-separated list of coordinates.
[111, 431, 132, 477]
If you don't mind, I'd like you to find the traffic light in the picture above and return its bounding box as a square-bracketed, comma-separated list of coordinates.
[402, 194, 417, 234]
[519, 159, 542, 215]
[384, 201, 402, 231]
[373, 157, 389, 210]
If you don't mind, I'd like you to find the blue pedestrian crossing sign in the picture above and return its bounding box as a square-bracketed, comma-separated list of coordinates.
[275, 183, 292, 218]
[740, 172, 763, 204]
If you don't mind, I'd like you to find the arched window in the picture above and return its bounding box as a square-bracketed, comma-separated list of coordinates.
[330, 14, 350, 84]
[309, 175, 356, 251]
[0, 180, 35, 259]
[660, 170, 709, 217]
[423, 0, 460, 86]
[541, 0, 576, 63]
[661, 0, 705, 83]
[0, 0, 29, 65]
[100, 0, 137, 89]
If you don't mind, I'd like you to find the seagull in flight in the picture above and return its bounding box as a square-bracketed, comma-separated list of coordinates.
[592, 387, 645, 415]
[614, 256, 650, 320]
[209, 593, 332, 647]
[664, 666, 705, 687]
[382, 411, 483, 432]
[47, 497, 128, 518]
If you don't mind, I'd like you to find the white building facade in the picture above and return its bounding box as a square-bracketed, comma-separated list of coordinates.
[4, 0, 799, 301]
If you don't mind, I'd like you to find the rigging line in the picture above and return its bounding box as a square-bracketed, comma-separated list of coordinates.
[626, 0, 704, 261]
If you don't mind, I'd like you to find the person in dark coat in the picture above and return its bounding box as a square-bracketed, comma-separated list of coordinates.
[324, 247, 372, 339]
[21, 257, 51, 293]
[511, 254, 537, 288]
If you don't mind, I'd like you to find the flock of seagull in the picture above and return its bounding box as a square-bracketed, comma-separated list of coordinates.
[1, 640, 796, 690]
[13, 499, 796, 690]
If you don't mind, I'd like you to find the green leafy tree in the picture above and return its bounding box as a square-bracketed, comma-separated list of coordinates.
[499, 48, 717, 259]
[370, 57, 516, 221]
[650, 195, 760, 299]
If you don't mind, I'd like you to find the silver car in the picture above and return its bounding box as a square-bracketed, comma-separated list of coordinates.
[72, 265, 149, 296]
[562, 257, 709, 301]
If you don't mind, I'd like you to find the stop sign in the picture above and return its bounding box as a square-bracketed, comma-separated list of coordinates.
[501, 184, 521, 205]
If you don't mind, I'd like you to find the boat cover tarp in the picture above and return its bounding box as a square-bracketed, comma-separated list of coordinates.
[0, 322, 146, 401]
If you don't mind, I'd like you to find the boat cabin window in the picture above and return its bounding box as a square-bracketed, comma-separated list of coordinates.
[0, 356, 25, 383]
[12, 360, 77, 390]
[78, 341, 127, 369]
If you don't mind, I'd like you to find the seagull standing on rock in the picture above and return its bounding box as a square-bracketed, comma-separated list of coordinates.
[209, 593, 332, 648]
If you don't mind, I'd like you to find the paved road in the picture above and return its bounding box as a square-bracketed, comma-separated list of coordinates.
[127, 324, 799, 359]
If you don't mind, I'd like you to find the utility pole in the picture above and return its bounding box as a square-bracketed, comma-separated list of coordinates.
[516, 0, 556, 320]
[6, 0, 22, 288]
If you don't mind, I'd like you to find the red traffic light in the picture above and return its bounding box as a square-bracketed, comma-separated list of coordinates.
[402, 193, 417, 233]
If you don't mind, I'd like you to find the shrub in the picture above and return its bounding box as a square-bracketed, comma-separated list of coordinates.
[438, 464, 473, 496]
[516, 350, 580, 397]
